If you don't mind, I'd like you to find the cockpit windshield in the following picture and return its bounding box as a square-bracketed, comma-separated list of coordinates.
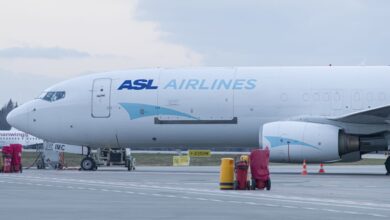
[39, 91, 66, 102]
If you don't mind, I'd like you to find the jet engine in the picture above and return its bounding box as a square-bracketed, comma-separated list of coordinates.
[262, 121, 360, 163]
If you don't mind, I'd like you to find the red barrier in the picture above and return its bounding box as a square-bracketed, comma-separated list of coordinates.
[2, 146, 12, 173]
[1, 144, 22, 173]
[234, 161, 249, 190]
[10, 144, 22, 173]
[249, 149, 271, 190]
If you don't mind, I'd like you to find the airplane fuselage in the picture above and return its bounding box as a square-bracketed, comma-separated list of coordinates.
[8, 66, 390, 150]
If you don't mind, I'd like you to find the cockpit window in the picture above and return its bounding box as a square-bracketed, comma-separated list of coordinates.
[39, 91, 66, 102]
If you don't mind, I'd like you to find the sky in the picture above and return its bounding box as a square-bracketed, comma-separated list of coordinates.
[1, 0, 390, 104]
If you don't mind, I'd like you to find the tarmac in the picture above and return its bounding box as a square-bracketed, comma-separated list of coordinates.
[0, 165, 390, 220]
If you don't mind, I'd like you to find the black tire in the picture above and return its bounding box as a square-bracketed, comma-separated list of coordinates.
[246, 181, 251, 190]
[251, 179, 256, 190]
[80, 157, 96, 171]
[385, 157, 390, 174]
[266, 179, 271, 191]
[233, 180, 238, 190]
[126, 159, 132, 171]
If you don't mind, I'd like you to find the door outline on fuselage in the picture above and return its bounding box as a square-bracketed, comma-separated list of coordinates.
[91, 78, 112, 118]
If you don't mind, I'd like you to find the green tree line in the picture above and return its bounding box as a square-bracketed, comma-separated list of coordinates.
[0, 100, 18, 130]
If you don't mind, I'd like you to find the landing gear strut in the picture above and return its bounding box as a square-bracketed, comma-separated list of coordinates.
[80, 147, 97, 171]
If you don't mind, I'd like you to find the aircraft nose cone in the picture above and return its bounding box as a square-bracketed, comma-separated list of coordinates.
[6, 106, 29, 132]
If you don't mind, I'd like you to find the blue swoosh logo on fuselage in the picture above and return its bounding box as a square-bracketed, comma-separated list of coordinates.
[120, 103, 198, 120]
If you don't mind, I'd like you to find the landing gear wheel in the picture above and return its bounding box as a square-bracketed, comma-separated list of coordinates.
[80, 157, 96, 171]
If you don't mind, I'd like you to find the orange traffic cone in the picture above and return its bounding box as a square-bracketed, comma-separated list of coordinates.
[319, 163, 325, 174]
[301, 160, 308, 175]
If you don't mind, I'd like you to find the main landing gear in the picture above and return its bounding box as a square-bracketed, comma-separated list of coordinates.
[80, 147, 97, 171]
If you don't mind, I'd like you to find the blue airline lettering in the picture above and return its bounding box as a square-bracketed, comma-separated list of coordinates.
[118, 79, 158, 90]
[119, 78, 257, 90]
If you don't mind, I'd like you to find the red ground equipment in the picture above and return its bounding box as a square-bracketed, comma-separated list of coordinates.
[10, 144, 23, 173]
[233, 156, 250, 190]
[2, 146, 13, 173]
[249, 148, 271, 190]
[1, 144, 22, 173]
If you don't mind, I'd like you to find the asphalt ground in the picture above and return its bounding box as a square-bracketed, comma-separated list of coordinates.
[0, 166, 389, 220]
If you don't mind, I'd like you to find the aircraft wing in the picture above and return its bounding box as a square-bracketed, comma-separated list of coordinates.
[330, 105, 390, 124]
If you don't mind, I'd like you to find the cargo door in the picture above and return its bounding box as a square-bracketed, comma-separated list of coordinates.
[92, 78, 112, 118]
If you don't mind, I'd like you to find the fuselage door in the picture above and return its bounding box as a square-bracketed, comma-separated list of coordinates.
[92, 78, 112, 118]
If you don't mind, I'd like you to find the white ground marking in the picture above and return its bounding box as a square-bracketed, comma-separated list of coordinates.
[281, 205, 297, 209]
[1, 175, 389, 219]
[320, 209, 341, 213]
[3, 175, 387, 211]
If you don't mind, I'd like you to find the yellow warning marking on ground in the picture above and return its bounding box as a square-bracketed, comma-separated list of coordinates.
[188, 150, 211, 157]
[172, 155, 190, 166]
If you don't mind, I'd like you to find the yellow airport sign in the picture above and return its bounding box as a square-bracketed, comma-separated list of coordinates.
[173, 155, 190, 166]
[188, 150, 211, 157]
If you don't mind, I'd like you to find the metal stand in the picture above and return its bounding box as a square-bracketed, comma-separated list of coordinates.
[93, 147, 136, 171]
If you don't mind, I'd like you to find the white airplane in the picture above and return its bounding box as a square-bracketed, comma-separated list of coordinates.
[0, 128, 43, 148]
[6, 66, 390, 171]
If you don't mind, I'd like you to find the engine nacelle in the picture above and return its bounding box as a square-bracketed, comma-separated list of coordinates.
[262, 121, 360, 163]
